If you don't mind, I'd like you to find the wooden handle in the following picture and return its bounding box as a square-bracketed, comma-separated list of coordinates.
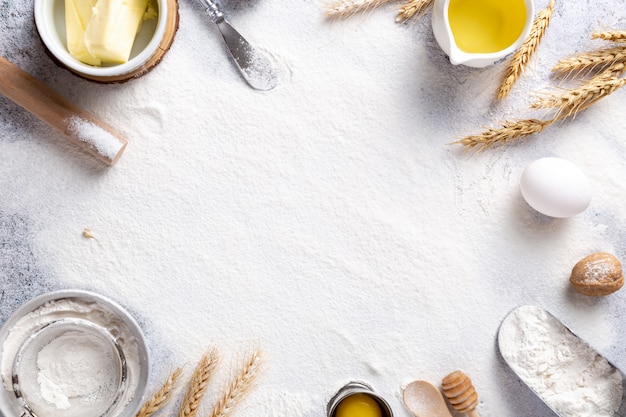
[0, 56, 127, 165]
[442, 371, 480, 417]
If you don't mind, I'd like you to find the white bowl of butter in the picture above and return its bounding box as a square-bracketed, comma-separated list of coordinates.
[34, 0, 170, 82]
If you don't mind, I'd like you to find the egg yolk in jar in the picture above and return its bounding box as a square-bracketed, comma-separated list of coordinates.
[335, 393, 382, 417]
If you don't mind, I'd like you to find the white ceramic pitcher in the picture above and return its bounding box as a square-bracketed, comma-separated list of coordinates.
[432, 0, 535, 68]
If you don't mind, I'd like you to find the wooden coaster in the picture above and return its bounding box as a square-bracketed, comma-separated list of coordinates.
[49, 0, 180, 84]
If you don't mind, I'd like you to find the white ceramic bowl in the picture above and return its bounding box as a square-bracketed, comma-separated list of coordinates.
[431, 0, 535, 68]
[34, 0, 168, 79]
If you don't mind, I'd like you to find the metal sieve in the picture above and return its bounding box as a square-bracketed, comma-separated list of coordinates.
[11, 318, 127, 417]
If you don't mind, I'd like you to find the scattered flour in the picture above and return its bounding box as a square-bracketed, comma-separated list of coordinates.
[498, 306, 623, 417]
[0, 211, 53, 325]
[235, 389, 317, 417]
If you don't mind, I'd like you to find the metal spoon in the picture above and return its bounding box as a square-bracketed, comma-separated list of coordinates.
[197, 0, 278, 91]
[402, 380, 453, 417]
[498, 305, 626, 417]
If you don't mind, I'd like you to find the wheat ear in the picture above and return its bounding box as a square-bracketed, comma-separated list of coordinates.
[592, 31, 626, 43]
[532, 65, 626, 117]
[395, 0, 434, 22]
[209, 349, 263, 417]
[135, 368, 183, 417]
[496, 0, 555, 100]
[325, 0, 395, 18]
[552, 46, 626, 77]
[453, 119, 553, 152]
[178, 348, 220, 417]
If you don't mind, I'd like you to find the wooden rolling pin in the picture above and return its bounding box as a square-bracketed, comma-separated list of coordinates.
[0, 56, 127, 166]
[442, 371, 481, 417]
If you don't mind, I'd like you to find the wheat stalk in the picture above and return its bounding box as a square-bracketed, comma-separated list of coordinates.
[395, 0, 433, 22]
[592, 31, 626, 43]
[600, 62, 626, 78]
[496, 0, 555, 100]
[209, 349, 263, 417]
[178, 348, 220, 417]
[454, 119, 553, 152]
[325, 0, 395, 18]
[532, 66, 626, 117]
[459, 63, 626, 151]
[135, 368, 183, 417]
[552, 46, 626, 76]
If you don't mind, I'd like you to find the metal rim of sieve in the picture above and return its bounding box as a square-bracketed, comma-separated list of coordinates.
[11, 318, 128, 417]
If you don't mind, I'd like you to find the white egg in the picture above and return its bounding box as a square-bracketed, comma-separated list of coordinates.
[520, 157, 592, 218]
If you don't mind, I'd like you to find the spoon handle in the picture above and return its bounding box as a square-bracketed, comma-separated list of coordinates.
[198, 0, 224, 23]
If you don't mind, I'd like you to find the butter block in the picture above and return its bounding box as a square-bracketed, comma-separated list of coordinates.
[65, 0, 101, 65]
[84, 0, 151, 64]
[144, 2, 158, 20]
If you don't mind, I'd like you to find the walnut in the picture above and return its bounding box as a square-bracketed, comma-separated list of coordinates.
[570, 252, 623, 296]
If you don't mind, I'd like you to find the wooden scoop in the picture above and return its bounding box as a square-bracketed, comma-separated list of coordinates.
[402, 380, 453, 417]
[441, 371, 481, 417]
[0, 56, 127, 165]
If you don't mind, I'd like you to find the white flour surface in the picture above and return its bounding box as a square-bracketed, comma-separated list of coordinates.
[2, 1, 626, 416]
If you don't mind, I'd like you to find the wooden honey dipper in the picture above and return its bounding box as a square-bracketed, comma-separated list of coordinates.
[441, 371, 480, 417]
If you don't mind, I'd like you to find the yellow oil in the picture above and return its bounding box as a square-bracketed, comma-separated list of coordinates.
[335, 394, 382, 417]
[448, 0, 527, 53]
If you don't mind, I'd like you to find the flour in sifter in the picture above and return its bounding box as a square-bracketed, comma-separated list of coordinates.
[36, 330, 117, 410]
